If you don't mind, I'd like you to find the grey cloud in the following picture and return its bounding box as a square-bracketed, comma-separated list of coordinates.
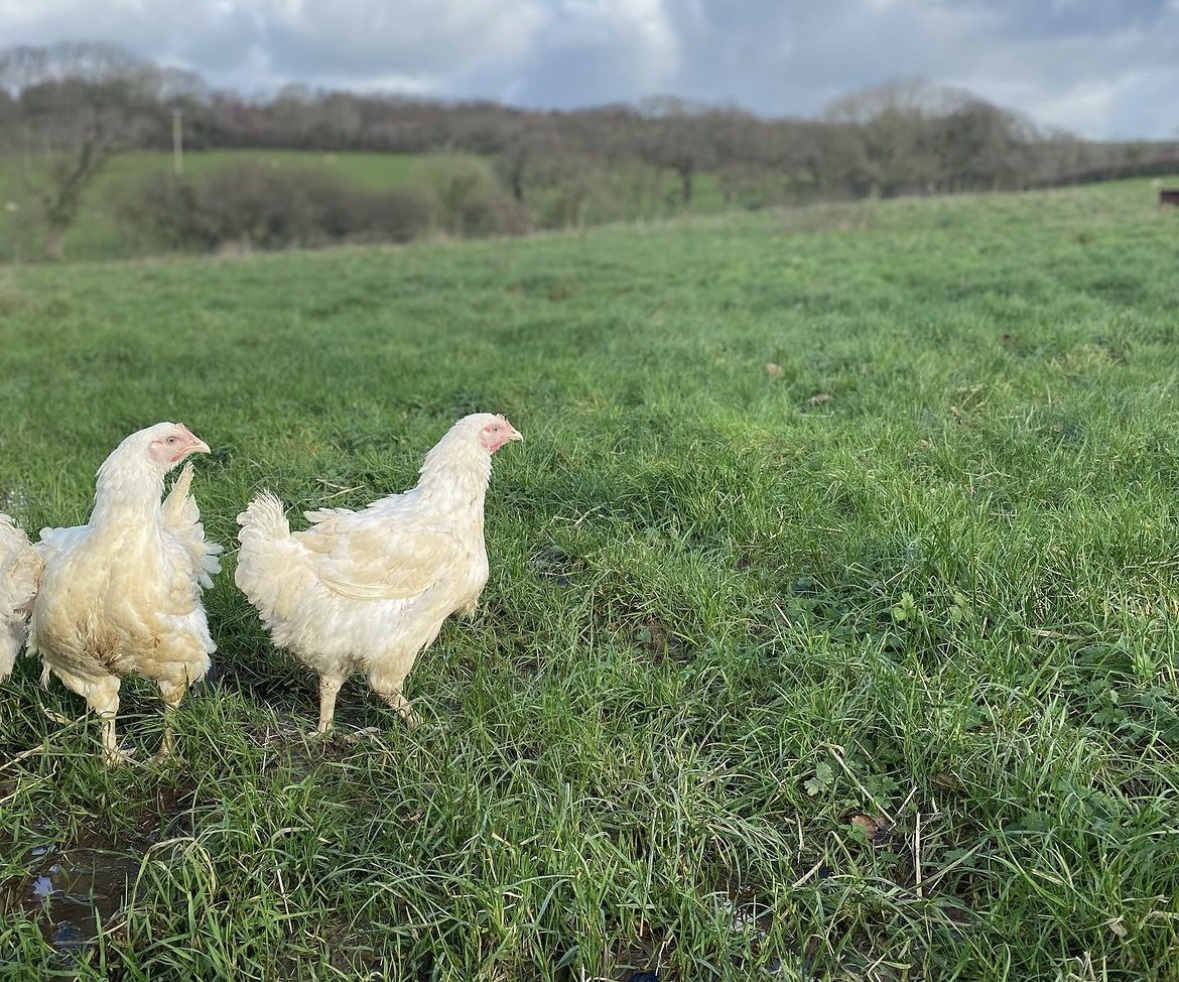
[252, 0, 544, 80]
[0, 0, 1174, 137]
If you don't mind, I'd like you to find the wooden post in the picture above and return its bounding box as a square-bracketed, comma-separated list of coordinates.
[172, 108, 184, 176]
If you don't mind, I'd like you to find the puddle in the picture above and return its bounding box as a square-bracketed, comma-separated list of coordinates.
[0, 781, 196, 952]
[2, 836, 143, 949]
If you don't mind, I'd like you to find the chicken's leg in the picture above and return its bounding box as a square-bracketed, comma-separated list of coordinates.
[375, 686, 421, 728]
[317, 674, 344, 733]
[156, 679, 187, 761]
[88, 677, 132, 766]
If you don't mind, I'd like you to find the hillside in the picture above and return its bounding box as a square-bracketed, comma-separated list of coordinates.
[1, 181, 1178, 979]
[0, 150, 463, 262]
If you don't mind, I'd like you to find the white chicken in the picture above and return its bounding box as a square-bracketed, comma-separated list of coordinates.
[0, 514, 40, 682]
[28, 422, 222, 762]
[235, 412, 522, 732]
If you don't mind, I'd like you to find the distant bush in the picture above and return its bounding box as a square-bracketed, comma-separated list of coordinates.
[410, 156, 529, 237]
[117, 175, 218, 252]
[117, 163, 433, 253]
[358, 187, 434, 244]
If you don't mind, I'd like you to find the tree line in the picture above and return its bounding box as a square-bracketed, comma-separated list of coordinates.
[2, 42, 1176, 259]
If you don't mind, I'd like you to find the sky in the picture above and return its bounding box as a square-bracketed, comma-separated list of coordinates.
[0, 0, 1175, 140]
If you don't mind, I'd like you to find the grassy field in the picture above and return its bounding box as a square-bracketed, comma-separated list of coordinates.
[0, 150, 471, 262]
[0, 149, 731, 263]
[1, 180, 1178, 980]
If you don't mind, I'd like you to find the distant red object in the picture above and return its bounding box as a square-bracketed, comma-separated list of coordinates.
[1160, 189, 1179, 207]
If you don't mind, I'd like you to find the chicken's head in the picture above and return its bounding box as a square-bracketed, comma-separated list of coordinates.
[473, 414, 523, 453]
[95, 422, 213, 500]
[139, 422, 212, 471]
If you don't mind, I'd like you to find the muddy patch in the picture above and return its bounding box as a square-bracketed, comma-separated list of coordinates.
[0, 781, 196, 952]
[2, 836, 142, 949]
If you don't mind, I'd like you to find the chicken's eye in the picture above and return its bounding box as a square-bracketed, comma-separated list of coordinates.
[166, 437, 178, 445]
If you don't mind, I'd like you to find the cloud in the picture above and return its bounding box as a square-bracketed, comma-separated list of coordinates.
[253, 0, 546, 83]
[940, 14, 1179, 138]
[0, 0, 548, 95]
[0, 0, 1175, 137]
[652, 0, 1179, 137]
[508, 0, 681, 107]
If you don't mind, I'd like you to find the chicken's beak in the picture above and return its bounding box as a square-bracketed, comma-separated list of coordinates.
[179, 425, 211, 455]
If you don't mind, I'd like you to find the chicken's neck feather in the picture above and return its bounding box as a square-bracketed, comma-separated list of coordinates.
[414, 440, 493, 510]
[89, 455, 167, 527]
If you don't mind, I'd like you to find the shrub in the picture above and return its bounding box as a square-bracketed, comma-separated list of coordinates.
[355, 187, 434, 244]
[117, 174, 221, 252]
[117, 163, 434, 253]
[410, 155, 529, 237]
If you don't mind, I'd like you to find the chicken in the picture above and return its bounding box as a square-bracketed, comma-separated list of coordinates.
[28, 422, 222, 763]
[0, 514, 40, 682]
[235, 412, 522, 732]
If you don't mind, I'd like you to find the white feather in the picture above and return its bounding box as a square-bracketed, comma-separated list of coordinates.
[0, 514, 41, 682]
[235, 412, 521, 730]
[27, 422, 220, 760]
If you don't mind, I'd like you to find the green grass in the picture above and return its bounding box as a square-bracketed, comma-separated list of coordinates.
[1, 179, 1179, 980]
[0, 150, 478, 262]
[0, 149, 735, 263]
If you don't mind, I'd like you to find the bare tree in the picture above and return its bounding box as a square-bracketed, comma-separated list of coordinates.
[700, 107, 760, 206]
[493, 117, 565, 206]
[638, 96, 717, 209]
[932, 99, 1031, 191]
[0, 41, 161, 258]
[826, 78, 962, 196]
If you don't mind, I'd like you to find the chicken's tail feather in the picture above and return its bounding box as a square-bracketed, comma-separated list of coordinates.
[235, 491, 306, 625]
[162, 462, 223, 588]
[236, 491, 290, 543]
